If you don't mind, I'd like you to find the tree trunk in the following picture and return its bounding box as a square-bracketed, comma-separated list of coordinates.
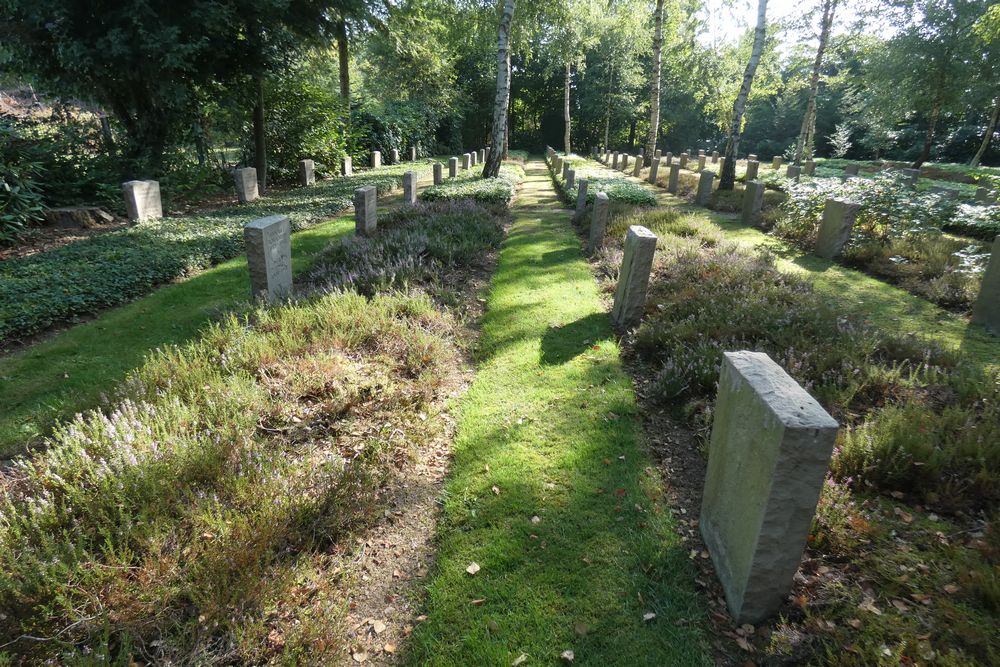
[564, 61, 572, 153]
[794, 0, 836, 164]
[970, 94, 1000, 167]
[253, 76, 267, 191]
[483, 0, 515, 177]
[719, 0, 768, 190]
[914, 101, 940, 168]
[627, 117, 636, 150]
[603, 62, 613, 148]
[644, 0, 665, 165]
[98, 114, 116, 157]
[335, 17, 351, 106]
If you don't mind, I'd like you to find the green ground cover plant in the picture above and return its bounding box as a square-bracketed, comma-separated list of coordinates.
[548, 153, 657, 207]
[588, 205, 1000, 665]
[420, 164, 524, 209]
[0, 163, 429, 348]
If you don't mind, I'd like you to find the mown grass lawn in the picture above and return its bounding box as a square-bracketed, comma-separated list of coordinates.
[407, 162, 710, 666]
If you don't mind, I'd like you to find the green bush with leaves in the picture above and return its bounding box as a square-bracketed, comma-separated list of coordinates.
[420, 165, 523, 208]
[944, 202, 1000, 241]
[0, 117, 46, 244]
[547, 154, 656, 208]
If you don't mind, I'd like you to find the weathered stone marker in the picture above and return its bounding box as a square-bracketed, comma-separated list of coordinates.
[448, 157, 459, 178]
[576, 179, 589, 215]
[234, 167, 259, 204]
[471, 151, 478, 167]
[711, 150, 719, 164]
[479, 149, 485, 163]
[701, 350, 838, 624]
[698, 149, 706, 157]
[391, 148, 400, 164]
[745, 160, 760, 181]
[843, 164, 859, 177]
[748, 153, 758, 161]
[815, 198, 861, 259]
[122, 180, 162, 221]
[771, 156, 783, 170]
[668, 163, 681, 194]
[632, 155, 642, 177]
[403, 171, 417, 205]
[785, 165, 801, 183]
[354, 185, 377, 236]
[433, 162, 443, 185]
[612, 152, 620, 169]
[588, 192, 610, 254]
[648, 158, 661, 184]
[462, 153, 471, 170]
[654, 149, 662, 159]
[975, 186, 992, 203]
[971, 235, 1000, 336]
[341, 156, 353, 177]
[566, 169, 576, 190]
[901, 168, 920, 187]
[697, 155, 706, 171]
[244, 214, 292, 303]
[371, 151, 382, 169]
[409, 146, 417, 162]
[679, 153, 689, 169]
[741, 180, 765, 227]
[696, 170, 715, 206]
[621, 154, 630, 172]
[563, 162, 570, 181]
[611, 225, 658, 328]
[299, 160, 315, 186]
[803, 160, 816, 176]
[664, 152, 673, 165]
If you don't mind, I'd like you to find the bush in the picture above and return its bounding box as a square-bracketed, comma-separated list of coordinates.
[0, 117, 45, 243]
[547, 154, 656, 208]
[420, 165, 523, 209]
[945, 202, 1000, 241]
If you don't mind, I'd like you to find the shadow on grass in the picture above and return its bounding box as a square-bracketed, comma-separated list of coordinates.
[540, 312, 610, 366]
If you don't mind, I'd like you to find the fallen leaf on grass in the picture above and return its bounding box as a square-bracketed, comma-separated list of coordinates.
[943, 583, 959, 594]
[352, 650, 368, 663]
[560, 649, 575, 662]
[858, 597, 882, 615]
[371, 620, 387, 634]
[531, 516, 541, 525]
[383, 644, 396, 654]
[642, 612, 656, 622]
[466, 562, 481, 575]
[512, 653, 529, 666]
[492, 485, 501, 495]
[471, 599, 485, 605]
[847, 618, 862, 629]
[735, 636, 753, 652]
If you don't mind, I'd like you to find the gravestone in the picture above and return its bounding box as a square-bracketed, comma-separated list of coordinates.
[391, 148, 400, 164]
[463, 153, 471, 170]
[664, 152, 673, 165]
[698, 149, 706, 157]
[748, 154, 758, 161]
[122, 180, 162, 221]
[479, 149, 486, 163]
[771, 156, 783, 170]
[679, 153, 689, 169]
[697, 155, 706, 171]
[745, 160, 760, 181]
[785, 165, 801, 183]
[648, 158, 661, 184]
[588, 192, 610, 254]
[668, 163, 681, 194]
[470, 151, 478, 166]
[371, 151, 382, 169]
[341, 156, 353, 177]
[244, 214, 292, 303]
[449, 157, 459, 178]
[803, 161, 816, 176]
[566, 169, 576, 190]
[971, 235, 1000, 336]
[354, 185, 377, 236]
[299, 160, 315, 186]
[621, 154, 630, 172]
[815, 198, 861, 259]
[611, 225, 658, 328]
[613, 152, 620, 169]
[901, 168, 920, 187]
[701, 351, 838, 624]
[976, 186, 995, 204]
[410, 146, 417, 162]
[843, 164, 859, 177]
[632, 155, 642, 177]
[741, 181, 765, 227]
[696, 171, 715, 206]
[433, 162, 444, 185]
[485, 147, 491, 162]
[712, 150, 719, 164]
[563, 162, 570, 181]
[576, 179, 589, 216]
[234, 167, 259, 204]
[403, 171, 417, 205]
[654, 149, 662, 159]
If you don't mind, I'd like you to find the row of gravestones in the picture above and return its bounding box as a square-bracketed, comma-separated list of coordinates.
[554, 146, 995, 625]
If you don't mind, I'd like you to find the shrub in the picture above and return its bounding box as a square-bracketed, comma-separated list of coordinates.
[547, 154, 656, 208]
[0, 117, 45, 244]
[420, 165, 523, 209]
[945, 202, 1000, 241]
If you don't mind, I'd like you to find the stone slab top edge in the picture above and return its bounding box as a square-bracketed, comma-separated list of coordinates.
[627, 224, 657, 241]
[724, 351, 838, 430]
[244, 214, 291, 230]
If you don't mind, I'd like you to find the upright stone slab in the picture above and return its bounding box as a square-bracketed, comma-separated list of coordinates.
[901, 168, 920, 187]
[448, 157, 459, 178]
[122, 180, 162, 222]
[748, 154, 758, 162]
[741, 180, 765, 227]
[668, 163, 681, 194]
[698, 149, 706, 157]
[576, 179, 589, 216]
[803, 160, 816, 176]
[563, 162, 570, 181]
[566, 169, 576, 191]
[588, 192, 610, 254]
[843, 164, 859, 177]
[433, 162, 444, 185]
[654, 149, 662, 159]
[354, 185, 377, 236]
[612, 152, 620, 169]
[341, 156, 353, 177]
[632, 155, 642, 177]
[976, 186, 995, 204]
[409, 146, 417, 162]
[479, 149, 485, 163]
[701, 351, 838, 625]
[679, 153, 689, 170]
[621, 154, 630, 172]
[785, 165, 801, 183]
[664, 152, 673, 165]
[244, 215, 292, 303]
[648, 158, 661, 184]
[771, 156, 783, 170]
[391, 148, 400, 164]
[696, 171, 715, 206]
[485, 147, 491, 163]
[815, 198, 861, 259]
[462, 153, 471, 170]
[611, 225, 658, 328]
[299, 159, 315, 186]
[371, 150, 382, 169]
[971, 235, 1000, 336]
[234, 167, 259, 204]
[697, 155, 706, 171]
[745, 160, 760, 181]
[712, 150, 719, 164]
[471, 151, 479, 166]
[403, 171, 417, 205]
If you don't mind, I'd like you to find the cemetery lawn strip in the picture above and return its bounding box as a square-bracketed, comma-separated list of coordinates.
[407, 161, 710, 666]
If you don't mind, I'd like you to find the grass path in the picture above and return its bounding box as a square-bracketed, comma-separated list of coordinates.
[0, 172, 432, 456]
[407, 160, 709, 665]
[604, 158, 1000, 369]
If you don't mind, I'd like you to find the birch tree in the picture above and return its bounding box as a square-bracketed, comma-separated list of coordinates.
[483, 0, 516, 177]
[793, 0, 838, 164]
[644, 0, 665, 164]
[719, 0, 768, 191]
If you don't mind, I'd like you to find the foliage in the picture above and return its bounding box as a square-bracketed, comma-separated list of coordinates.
[420, 165, 524, 208]
[0, 116, 45, 243]
[944, 202, 1000, 240]
[828, 122, 852, 158]
[0, 172, 402, 346]
[547, 154, 656, 207]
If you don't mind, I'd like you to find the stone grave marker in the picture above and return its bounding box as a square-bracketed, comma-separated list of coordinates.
[668, 163, 681, 194]
[588, 192, 610, 254]
[803, 160, 816, 176]
[234, 167, 259, 204]
[741, 180, 765, 227]
[711, 150, 719, 164]
[410, 146, 417, 161]
[785, 165, 801, 183]
[463, 153, 471, 170]
[354, 185, 377, 236]
[299, 160, 315, 186]
[244, 214, 292, 303]
[576, 179, 589, 216]
[697, 155, 706, 171]
[566, 169, 576, 190]
[771, 156, 783, 170]
[341, 156, 353, 177]
[391, 148, 400, 164]
[696, 171, 715, 205]
[433, 162, 444, 185]
[971, 235, 1000, 336]
[745, 160, 760, 181]
[371, 150, 382, 169]
[843, 164, 859, 177]
[403, 171, 417, 205]
[815, 198, 861, 259]
[611, 225, 658, 328]
[449, 157, 459, 178]
[632, 155, 642, 177]
[648, 158, 661, 184]
[122, 180, 162, 222]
